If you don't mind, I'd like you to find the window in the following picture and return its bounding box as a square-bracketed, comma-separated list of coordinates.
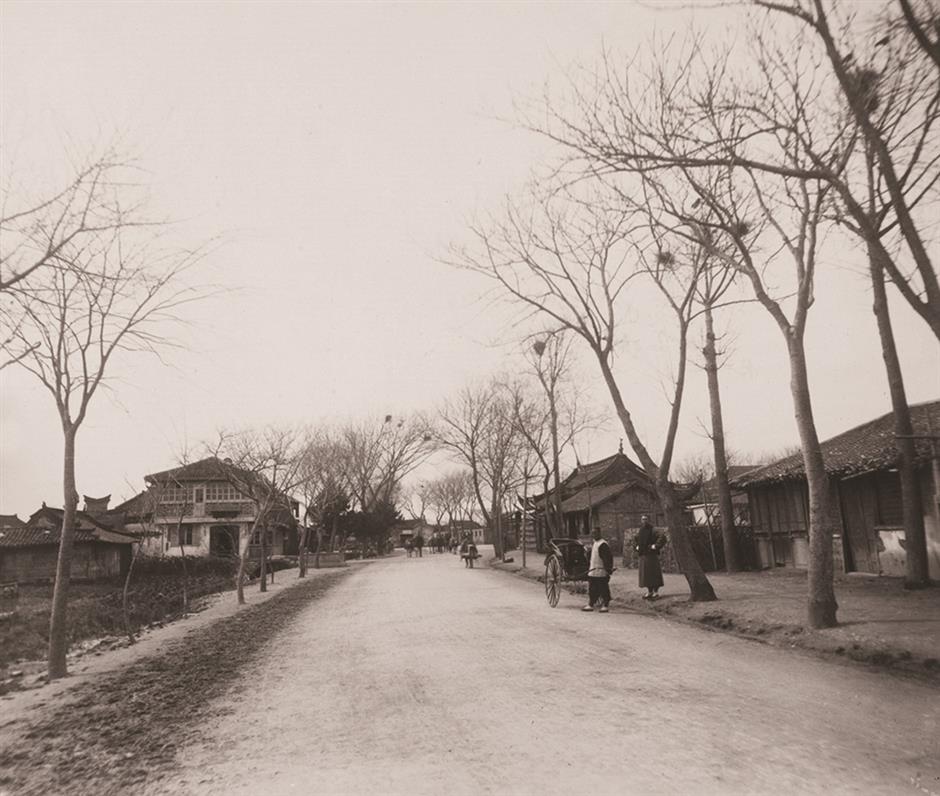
[180, 527, 194, 546]
[251, 530, 274, 546]
[160, 485, 190, 504]
[205, 483, 239, 502]
[194, 488, 204, 503]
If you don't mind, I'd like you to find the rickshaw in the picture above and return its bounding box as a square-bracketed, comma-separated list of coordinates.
[543, 537, 590, 607]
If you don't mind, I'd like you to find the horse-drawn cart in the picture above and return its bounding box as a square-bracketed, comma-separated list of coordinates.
[543, 538, 590, 607]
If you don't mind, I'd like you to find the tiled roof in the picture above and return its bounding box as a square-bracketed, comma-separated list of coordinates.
[563, 452, 622, 489]
[734, 400, 940, 487]
[145, 456, 246, 484]
[0, 525, 136, 548]
[559, 483, 630, 512]
[687, 466, 759, 503]
[28, 505, 118, 532]
[0, 514, 25, 529]
[529, 452, 651, 504]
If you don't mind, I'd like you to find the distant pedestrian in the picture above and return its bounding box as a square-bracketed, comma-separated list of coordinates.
[459, 535, 478, 568]
[414, 532, 425, 558]
[635, 515, 664, 599]
[582, 527, 613, 612]
[404, 538, 414, 558]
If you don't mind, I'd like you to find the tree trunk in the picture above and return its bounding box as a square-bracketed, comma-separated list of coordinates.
[522, 470, 529, 569]
[541, 472, 553, 541]
[259, 524, 268, 592]
[48, 423, 79, 680]
[703, 303, 740, 572]
[328, 515, 338, 553]
[298, 526, 309, 577]
[122, 541, 141, 644]
[178, 518, 189, 615]
[594, 351, 716, 601]
[870, 247, 930, 588]
[549, 391, 564, 548]
[491, 497, 504, 560]
[656, 475, 718, 601]
[787, 336, 839, 628]
[236, 516, 260, 605]
[313, 526, 323, 569]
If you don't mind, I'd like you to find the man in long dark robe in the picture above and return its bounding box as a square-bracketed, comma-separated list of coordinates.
[635, 515, 664, 599]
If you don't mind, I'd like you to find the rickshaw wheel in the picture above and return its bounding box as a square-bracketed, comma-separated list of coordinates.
[545, 556, 561, 607]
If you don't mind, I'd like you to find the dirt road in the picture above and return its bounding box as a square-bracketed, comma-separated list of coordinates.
[149, 551, 938, 796]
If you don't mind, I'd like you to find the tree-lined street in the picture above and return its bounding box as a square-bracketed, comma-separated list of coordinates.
[6, 552, 933, 795]
[2, 3, 939, 793]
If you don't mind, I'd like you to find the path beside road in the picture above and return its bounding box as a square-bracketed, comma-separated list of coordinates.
[494, 549, 940, 682]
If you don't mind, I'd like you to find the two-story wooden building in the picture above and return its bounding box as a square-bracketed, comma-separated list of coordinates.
[120, 457, 298, 560]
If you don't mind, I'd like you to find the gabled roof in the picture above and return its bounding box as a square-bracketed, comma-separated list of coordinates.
[0, 514, 26, 529]
[144, 457, 279, 502]
[27, 505, 118, 533]
[562, 451, 649, 492]
[531, 450, 652, 505]
[560, 483, 630, 513]
[0, 524, 137, 548]
[145, 456, 235, 483]
[734, 400, 940, 487]
[111, 489, 155, 520]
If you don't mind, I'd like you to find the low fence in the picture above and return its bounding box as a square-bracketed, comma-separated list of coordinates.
[621, 526, 758, 573]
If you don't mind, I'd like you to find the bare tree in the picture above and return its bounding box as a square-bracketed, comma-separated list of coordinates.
[529, 332, 569, 540]
[0, 227, 203, 678]
[524, 34, 859, 622]
[453, 185, 717, 601]
[341, 414, 435, 513]
[402, 481, 431, 523]
[436, 469, 477, 536]
[750, 0, 940, 341]
[507, 382, 555, 543]
[0, 148, 148, 371]
[0, 147, 140, 293]
[437, 379, 526, 560]
[508, 347, 600, 550]
[296, 430, 349, 573]
[744, 1, 936, 587]
[120, 470, 195, 642]
[210, 428, 304, 603]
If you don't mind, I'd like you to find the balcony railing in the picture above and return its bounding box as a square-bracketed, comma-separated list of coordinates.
[157, 500, 255, 518]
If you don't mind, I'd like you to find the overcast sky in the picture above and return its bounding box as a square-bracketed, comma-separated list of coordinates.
[1, 1, 937, 519]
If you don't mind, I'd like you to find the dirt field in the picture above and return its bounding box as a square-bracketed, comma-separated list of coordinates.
[0, 569, 351, 796]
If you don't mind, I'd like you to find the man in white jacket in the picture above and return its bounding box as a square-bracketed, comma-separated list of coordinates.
[582, 526, 614, 613]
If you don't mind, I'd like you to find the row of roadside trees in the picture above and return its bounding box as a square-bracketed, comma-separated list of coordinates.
[450, 0, 939, 627]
